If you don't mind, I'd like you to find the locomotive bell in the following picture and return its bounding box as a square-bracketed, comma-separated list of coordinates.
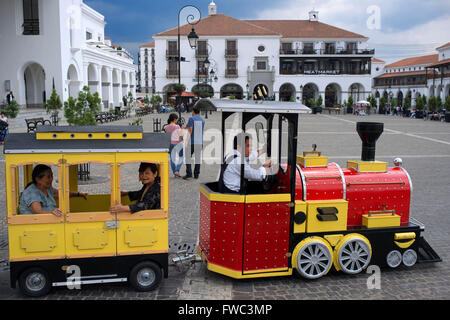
[356, 122, 384, 162]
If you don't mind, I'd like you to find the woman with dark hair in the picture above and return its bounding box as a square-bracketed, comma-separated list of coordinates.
[19, 164, 87, 216]
[110, 163, 161, 214]
[164, 113, 185, 178]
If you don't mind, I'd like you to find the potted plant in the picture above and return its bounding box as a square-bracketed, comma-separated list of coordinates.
[415, 95, 425, 119]
[367, 95, 377, 115]
[44, 89, 63, 125]
[346, 96, 354, 114]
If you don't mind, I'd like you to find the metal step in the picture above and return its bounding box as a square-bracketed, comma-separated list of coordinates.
[417, 237, 442, 263]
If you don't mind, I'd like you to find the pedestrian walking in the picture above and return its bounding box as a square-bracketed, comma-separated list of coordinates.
[165, 113, 185, 178]
[6, 91, 14, 105]
[183, 106, 205, 180]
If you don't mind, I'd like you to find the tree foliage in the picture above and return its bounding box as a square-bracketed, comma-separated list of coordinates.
[5, 100, 19, 119]
[44, 89, 63, 114]
[64, 86, 101, 126]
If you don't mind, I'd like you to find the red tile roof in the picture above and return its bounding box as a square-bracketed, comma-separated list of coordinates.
[436, 42, 450, 50]
[246, 20, 367, 39]
[141, 42, 155, 48]
[154, 14, 280, 37]
[154, 14, 367, 39]
[384, 54, 439, 68]
[426, 58, 450, 68]
[372, 58, 385, 63]
[375, 70, 435, 79]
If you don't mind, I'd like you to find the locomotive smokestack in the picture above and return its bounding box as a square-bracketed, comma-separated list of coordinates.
[356, 122, 384, 161]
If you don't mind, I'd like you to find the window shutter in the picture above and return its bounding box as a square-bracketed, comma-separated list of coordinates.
[23, 0, 39, 35]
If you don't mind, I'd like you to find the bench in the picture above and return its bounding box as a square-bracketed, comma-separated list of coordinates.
[323, 107, 341, 115]
[25, 117, 52, 133]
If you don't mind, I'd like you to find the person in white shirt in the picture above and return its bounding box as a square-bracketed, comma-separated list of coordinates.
[219, 133, 272, 194]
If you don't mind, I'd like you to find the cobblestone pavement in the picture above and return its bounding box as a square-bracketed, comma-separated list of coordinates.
[0, 108, 449, 300]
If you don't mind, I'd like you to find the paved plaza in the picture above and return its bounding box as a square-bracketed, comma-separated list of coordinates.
[0, 109, 449, 300]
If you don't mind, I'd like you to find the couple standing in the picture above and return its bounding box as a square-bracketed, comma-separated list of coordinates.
[164, 106, 205, 180]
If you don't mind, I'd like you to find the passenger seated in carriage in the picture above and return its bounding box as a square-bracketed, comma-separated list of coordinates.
[219, 133, 273, 194]
[110, 162, 161, 214]
[19, 164, 88, 216]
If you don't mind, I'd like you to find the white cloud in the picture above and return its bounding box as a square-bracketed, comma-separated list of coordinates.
[256, 0, 449, 62]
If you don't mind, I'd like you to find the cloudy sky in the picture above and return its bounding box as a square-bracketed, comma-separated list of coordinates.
[85, 0, 450, 64]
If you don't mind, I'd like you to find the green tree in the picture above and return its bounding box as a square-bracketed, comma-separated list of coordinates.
[404, 96, 411, 110]
[380, 97, 387, 112]
[150, 94, 162, 106]
[367, 95, 377, 114]
[307, 97, 316, 108]
[44, 89, 63, 114]
[347, 96, 354, 108]
[444, 96, 450, 110]
[5, 100, 19, 119]
[428, 96, 437, 111]
[64, 86, 101, 126]
[436, 96, 443, 110]
[316, 95, 323, 107]
[416, 95, 425, 110]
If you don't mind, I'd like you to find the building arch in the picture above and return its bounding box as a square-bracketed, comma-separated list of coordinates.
[279, 83, 296, 101]
[349, 83, 365, 102]
[302, 82, 319, 106]
[67, 64, 80, 98]
[325, 83, 342, 107]
[22, 62, 46, 108]
[193, 83, 214, 98]
[220, 83, 243, 99]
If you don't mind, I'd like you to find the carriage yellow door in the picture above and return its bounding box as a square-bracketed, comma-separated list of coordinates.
[63, 154, 118, 259]
[6, 155, 66, 262]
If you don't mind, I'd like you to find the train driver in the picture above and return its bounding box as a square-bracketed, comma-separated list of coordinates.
[219, 133, 272, 194]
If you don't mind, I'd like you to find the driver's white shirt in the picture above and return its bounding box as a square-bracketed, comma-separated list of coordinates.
[223, 150, 267, 192]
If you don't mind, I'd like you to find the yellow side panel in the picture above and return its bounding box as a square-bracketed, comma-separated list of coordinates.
[73, 227, 108, 250]
[117, 219, 168, 255]
[70, 194, 111, 213]
[347, 160, 387, 173]
[362, 214, 401, 229]
[306, 200, 348, 233]
[294, 201, 307, 234]
[9, 224, 65, 261]
[297, 155, 328, 168]
[36, 132, 142, 140]
[65, 222, 116, 258]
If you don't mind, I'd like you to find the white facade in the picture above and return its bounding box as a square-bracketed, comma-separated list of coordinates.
[372, 43, 450, 108]
[138, 44, 155, 94]
[0, 0, 137, 111]
[152, 2, 374, 107]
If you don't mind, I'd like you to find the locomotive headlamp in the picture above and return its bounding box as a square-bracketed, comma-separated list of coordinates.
[394, 158, 403, 167]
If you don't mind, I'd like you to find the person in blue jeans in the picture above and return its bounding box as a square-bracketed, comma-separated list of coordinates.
[164, 113, 185, 177]
[183, 106, 205, 180]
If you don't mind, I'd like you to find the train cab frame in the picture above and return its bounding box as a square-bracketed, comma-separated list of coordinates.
[3, 126, 171, 296]
[197, 99, 441, 281]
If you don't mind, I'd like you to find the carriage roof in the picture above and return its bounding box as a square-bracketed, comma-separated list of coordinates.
[197, 98, 311, 114]
[3, 126, 171, 154]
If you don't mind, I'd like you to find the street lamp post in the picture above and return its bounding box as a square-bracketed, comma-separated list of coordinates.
[177, 5, 200, 123]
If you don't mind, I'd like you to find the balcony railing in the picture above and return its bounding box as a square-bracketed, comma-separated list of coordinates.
[23, 19, 40, 35]
[166, 50, 178, 57]
[280, 69, 371, 75]
[280, 48, 375, 55]
[166, 70, 179, 78]
[196, 50, 209, 58]
[225, 49, 238, 57]
[225, 70, 238, 78]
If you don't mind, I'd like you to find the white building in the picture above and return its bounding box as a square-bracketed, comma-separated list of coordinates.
[152, 2, 374, 107]
[372, 42, 450, 108]
[0, 0, 137, 111]
[138, 42, 156, 94]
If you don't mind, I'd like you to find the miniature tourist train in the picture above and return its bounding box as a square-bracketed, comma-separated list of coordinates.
[2, 99, 441, 297]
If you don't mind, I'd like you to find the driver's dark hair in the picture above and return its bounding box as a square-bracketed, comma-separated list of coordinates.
[233, 133, 251, 150]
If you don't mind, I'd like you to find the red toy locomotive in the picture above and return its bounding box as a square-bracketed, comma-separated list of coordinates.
[198, 99, 441, 280]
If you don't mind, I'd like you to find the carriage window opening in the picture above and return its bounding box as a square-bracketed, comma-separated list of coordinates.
[68, 162, 112, 214]
[15, 164, 61, 215]
[119, 162, 162, 212]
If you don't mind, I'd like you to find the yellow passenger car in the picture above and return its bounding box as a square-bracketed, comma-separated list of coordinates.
[3, 126, 170, 296]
